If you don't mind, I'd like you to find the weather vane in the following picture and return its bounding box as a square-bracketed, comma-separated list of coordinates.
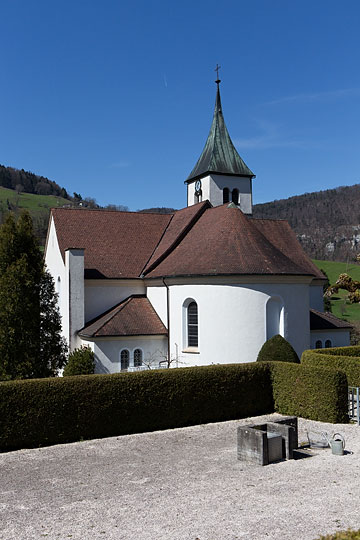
[215, 64, 221, 84]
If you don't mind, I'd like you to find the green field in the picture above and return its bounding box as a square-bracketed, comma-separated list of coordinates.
[313, 259, 360, 322]
[0, 186, 69, 217]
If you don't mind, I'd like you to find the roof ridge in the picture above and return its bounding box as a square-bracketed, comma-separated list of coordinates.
[51, 207, 175, 217]
[142, 201, 211, 276]
[139, 213, 176, 276]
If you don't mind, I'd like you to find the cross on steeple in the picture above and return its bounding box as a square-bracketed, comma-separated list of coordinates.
[215, 64, 221, 85]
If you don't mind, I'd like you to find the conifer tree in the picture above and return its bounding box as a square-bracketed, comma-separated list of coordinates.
[0, 212, 67, 380]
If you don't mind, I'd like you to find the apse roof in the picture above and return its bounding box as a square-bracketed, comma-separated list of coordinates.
[144, 204, 317, 278]
[186, 83, 254, 183]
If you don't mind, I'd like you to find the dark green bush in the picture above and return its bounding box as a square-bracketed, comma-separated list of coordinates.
[315, 530, 360, 540]
[0, 362, 273, 451]
[63, 346, 95, 376]
[301, 347, 360, 387]
[257, 334, 300, 363]
[270, 362, 348, 423]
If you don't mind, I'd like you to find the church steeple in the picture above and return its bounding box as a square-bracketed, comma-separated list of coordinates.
[186, 74, 255, 214]
[186, 79, 254, 183]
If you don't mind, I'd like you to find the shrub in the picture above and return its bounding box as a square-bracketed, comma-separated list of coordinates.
[270, 362, 348, 423]
[301, 346, 360, 387]
[257, 334, 300, 363]
[315, 530, 360, 539]
[63, 346, 95, 376]
[0, 362, 273, 451]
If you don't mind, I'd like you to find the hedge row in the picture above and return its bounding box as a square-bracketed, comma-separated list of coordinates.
[301, 346, 360, 386]
[0, 360, 349, 451]
[270, 362, 348, 423]
[0, 363, 274, 451]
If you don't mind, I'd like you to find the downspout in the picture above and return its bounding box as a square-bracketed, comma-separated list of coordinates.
[162, 277, 171, 367]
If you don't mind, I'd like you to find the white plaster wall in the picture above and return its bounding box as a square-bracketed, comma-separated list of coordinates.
[146, 285, 168, 326]
[187, 174, 252, 213]
[85, 280, 145, 322]
[168, 281, 310, 366]
[82, 336, 168, 374]
[310, 330, 350, 349]
[44, 218, 69, 344]
[310, 284, 325, 312]
[66, 249, 85, 350]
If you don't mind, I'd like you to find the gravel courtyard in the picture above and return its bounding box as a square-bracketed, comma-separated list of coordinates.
[1, 413, 360, 540]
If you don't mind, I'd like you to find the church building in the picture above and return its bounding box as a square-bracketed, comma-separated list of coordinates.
[45, 79, 351, 373]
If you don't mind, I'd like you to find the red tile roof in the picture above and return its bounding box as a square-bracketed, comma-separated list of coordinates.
[144, 201, 210, 274]
[144, 204, 318, 278]
[251, 218, 325, 279]
[310, 309, 352, 330]
[51, 208, 172, 279]
[50, 204, 322, 280]
[79, 295, 168, 337]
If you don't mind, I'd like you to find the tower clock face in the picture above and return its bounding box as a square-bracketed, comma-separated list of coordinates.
[195, 180, 202, 192]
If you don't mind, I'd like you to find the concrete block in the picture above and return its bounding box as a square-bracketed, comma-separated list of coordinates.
[237, 425, 269, 465]
[237, 416, 299, 466]
[266, 422, 297, 459]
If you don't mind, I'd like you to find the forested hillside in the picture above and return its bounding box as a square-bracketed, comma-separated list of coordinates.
[0, 164, 70, 199]
[253, 184, 360, 261]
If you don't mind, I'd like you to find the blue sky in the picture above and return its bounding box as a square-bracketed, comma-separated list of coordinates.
[1, 0, 360, 210]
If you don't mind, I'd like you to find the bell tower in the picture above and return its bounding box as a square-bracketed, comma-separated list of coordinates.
[186, 69, 255, 214]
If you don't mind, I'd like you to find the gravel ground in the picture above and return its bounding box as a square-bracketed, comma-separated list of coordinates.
[1, 413, 360, 540]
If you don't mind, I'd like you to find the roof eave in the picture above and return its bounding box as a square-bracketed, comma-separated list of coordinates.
[185, 170, 256, 184]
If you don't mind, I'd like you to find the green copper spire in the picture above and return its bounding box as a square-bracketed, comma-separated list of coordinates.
[186, 81, 255, 183]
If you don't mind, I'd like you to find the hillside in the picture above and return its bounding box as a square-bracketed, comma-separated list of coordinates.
[0, 164, 69, 199]
[0, 187, 69, 245]
[253, 184, 360, 261]
[312, 259, 360, 323]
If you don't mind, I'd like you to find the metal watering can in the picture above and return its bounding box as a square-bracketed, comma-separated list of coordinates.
[327, 433, 345, 455]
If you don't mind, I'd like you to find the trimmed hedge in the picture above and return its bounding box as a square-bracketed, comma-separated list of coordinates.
[301, 346, 360, 387]
[257, 334, 300, 363]
[270, 361, 348, 423]
[315, 531, 360, 540]
[0, 360, 349, 451]
[0, 363, 273, 451]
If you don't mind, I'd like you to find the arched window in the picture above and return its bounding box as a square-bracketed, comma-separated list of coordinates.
[232, 188, 239, 205]
[187, 301, 198, 347]
[134, 349, 143, 367]
[315, 340, 322, 349]
[325, 339, 332, 348]
[120, 349, 129, 371]
[223, 188, 230, 204]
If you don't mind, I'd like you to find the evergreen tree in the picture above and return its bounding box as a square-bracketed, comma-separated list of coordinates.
[0, 212, 67, 380]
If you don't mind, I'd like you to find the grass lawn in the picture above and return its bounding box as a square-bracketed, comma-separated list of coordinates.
[313, 259, 360, 322]
[0, 186, 69, 217]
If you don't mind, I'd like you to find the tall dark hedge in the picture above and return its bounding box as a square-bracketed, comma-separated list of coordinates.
[271, 362, 348, 423]
[0, 363, 273, 451]
[0, 360, 349, 452]
[301, 347, 360, 387]
[257, 334, 300, 363]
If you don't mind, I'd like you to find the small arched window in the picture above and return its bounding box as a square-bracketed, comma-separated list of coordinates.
[325, 339, 332, 348]
[187, 301, 198, 347]
[223, 188, 230, 204]
[134, 349, 142, 367]
[232, 188, 239, 205]
[315, 340, 322, 349]
[120, 349, 129, 371]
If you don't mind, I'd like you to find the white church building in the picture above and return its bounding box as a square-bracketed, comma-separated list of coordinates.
[45, 80, 351, 373]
